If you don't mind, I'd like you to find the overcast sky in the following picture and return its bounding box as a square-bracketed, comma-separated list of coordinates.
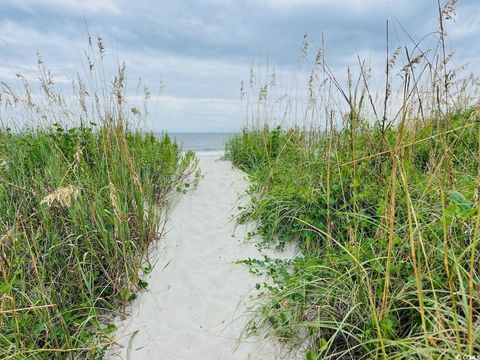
[1, 0, 479, 132]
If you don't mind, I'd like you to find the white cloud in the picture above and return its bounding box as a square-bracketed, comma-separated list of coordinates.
[134, 95, 241, 132]
[449, 15, 480, 39]
[247, 0, 414, 14]
[6, 0, 120, 14]
[0, 20, 74, 47]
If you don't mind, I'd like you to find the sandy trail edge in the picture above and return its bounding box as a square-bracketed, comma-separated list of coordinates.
[106, 158, 289, 359]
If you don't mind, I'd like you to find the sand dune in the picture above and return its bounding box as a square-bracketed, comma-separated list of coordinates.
[107, 158, 285, 359]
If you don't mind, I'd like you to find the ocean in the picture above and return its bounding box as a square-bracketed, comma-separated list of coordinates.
[167, 132, 234, 158]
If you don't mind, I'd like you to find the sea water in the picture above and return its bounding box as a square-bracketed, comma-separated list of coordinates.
[167, 132, 233, 158]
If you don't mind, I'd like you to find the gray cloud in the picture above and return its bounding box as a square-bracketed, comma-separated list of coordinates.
[0, 0, 478, 131]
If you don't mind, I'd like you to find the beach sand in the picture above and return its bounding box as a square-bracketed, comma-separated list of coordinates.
[107, 158, 287, 359]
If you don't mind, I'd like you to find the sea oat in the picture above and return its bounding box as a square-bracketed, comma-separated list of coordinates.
[0, 228, 14, 278]
[41, 185, 80, 208]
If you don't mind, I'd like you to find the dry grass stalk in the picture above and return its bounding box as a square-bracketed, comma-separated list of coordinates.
[108, 181, 123, 239]
[40, 185, 80, 208]
[0, 228, 15, 278]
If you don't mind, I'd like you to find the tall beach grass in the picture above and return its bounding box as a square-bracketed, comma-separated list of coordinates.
[227, 2, 480, 359]
[0, 38, 199, 358]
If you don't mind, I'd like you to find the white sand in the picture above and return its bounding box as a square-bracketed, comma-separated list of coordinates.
[107, 158, 285, 360]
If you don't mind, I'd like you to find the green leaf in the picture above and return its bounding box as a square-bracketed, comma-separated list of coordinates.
[459, 207, 478, 221]
[0, 282, 12, 294]
[448, 190, 474, 211]
[105, 323, 117, 334]
[306, 350, 319, 360]
[318, 338, 328, 352]
[32, 322, 46, 335]
[143, 265, 153, 275]
[138, 280, 149, 289]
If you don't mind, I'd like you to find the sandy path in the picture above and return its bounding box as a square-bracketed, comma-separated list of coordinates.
[107, 158, 277, 359]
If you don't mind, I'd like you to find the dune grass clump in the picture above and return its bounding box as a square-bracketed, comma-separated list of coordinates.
[228, 110, 480, 359]
[0, 39, 199, 358]
[227, 2, 480, 359]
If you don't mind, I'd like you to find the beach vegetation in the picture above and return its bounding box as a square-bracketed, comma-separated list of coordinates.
[0, 38, 198, 358]
[227, 1, 480, 358]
